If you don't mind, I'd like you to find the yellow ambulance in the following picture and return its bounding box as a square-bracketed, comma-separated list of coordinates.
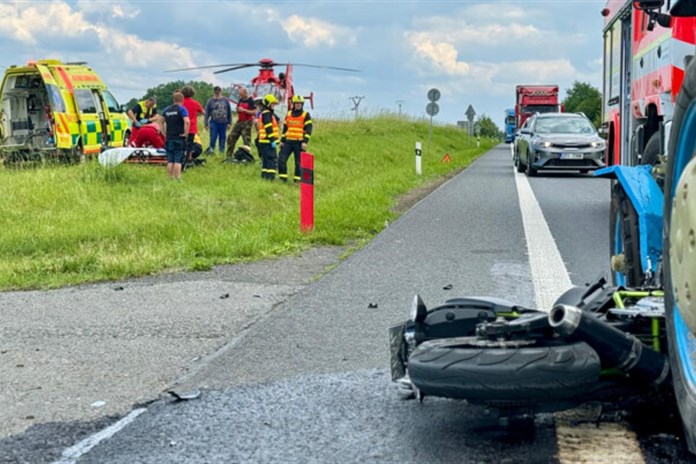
[0, 59, 130, 161]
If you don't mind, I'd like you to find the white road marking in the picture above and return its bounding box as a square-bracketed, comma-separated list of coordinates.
[51, 408, 146, 464]
[513, 170, 572, 310]
[513, 169, 645, 464]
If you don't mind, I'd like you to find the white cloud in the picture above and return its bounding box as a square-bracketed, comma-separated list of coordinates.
[111, 5, 140, 20]
[411, 39, 471, 76]
[410, 20, 540, 46]
[0, 2, 197, 70]
[0, 2, 95, 44]
[280, 14, 356, 47]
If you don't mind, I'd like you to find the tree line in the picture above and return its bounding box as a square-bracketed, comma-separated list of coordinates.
[125, 80, 216, 112]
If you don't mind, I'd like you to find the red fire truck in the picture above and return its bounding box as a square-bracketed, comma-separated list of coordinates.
[601, 0, 696, 167]
[595, 0, 696, 452]
[514, 84, 562, 129]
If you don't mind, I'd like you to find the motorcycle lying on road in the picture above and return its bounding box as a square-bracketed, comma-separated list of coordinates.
[389, 277, 671, 415]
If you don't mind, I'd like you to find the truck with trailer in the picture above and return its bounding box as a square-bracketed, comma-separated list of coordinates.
[514, 84, 562, 129]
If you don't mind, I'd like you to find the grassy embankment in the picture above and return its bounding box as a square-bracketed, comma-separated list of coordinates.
[0, 115, 496, 290]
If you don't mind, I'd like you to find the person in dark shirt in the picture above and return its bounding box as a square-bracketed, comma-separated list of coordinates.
[127, 96, 157, 140]
[256, 94, 280, 180]
[162, 91, 190, 180]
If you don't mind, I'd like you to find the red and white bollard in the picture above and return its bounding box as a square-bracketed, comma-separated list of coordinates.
[300, 151, 314, 233]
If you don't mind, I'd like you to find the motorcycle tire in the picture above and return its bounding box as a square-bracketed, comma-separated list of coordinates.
[663, 56, 696, 453]
[407, 337, 601, 409]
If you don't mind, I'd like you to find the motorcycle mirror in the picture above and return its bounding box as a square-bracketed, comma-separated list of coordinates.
[410, 294, 428, 323]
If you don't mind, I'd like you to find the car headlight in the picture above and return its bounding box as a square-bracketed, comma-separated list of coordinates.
[533, 139, 551, 149]
[591, 140, 606, 149]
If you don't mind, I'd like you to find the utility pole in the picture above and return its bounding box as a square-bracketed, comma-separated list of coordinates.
[395, 99, 405, 116]
[350, 96, 364, 120]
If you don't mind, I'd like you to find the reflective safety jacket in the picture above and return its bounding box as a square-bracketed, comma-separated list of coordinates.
[282, 110, 312, 143]
[136, 100, 157, 119]
[257, 109, 279, 143]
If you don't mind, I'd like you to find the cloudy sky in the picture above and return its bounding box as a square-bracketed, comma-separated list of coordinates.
[0, 0, 607, 127]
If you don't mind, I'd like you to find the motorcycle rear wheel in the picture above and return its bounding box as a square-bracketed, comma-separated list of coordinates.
[407, 337, 600, 409]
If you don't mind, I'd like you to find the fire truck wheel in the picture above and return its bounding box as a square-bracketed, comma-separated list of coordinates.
[609, 184, 643, 287]
[664, 56, 696, 454]
[407, 338, 600, 407]
[642, 132, 661, 166]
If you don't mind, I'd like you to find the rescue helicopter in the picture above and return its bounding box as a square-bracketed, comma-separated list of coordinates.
[167, 58, 359, 121]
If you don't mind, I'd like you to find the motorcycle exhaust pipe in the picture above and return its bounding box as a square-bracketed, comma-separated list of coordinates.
[549, 304, 669, 386]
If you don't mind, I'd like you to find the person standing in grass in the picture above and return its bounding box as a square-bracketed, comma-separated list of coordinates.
[224, 86, 257, 161]
[279, 95, 312, 182]
[256, 94, 280, 180]
[163, 91, 190, 181]
[181, 85, 205, 166]
[204, 86, 231, 155]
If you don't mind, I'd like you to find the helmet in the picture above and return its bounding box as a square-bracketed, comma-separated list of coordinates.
[262, 94, 277, 106]
[291, 95, 305, 104]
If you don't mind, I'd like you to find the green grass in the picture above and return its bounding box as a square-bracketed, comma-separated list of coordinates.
[0, 115, 495, 290]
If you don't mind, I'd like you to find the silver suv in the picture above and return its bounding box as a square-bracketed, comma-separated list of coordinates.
[513, 112, 606, 176]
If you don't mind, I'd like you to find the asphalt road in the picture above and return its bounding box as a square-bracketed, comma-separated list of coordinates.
[1, 144, 694, 463]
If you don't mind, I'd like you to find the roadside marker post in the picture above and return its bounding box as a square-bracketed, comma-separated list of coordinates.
[300, 152, 315, 233]
[415, 141, 422, 175]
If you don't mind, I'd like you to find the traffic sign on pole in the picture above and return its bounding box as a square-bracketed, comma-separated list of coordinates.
[427, 88, 441, 102]
[426, 102, 439, 116]
[425, 89, 441, 155]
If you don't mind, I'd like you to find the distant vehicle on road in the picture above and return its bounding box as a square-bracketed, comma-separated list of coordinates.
[504, 108, 516, 143]
[513, 112, 606, 176]
[515, 84, 563, 129]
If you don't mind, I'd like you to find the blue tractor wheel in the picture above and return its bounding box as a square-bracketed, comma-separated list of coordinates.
[609, 184, 643, 287]
[664, 57, 696, 453]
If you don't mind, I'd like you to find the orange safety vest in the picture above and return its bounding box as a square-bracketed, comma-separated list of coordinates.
[284, 111, 307, 141]
[257, 109, 279, 143]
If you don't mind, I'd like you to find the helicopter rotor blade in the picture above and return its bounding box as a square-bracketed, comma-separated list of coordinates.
[247, 61, 359, 72]
[289, 63, 360, 72]
[164, 64, 250, 73]
[165, 60, 359, 74]
[213, 64, 258, 74]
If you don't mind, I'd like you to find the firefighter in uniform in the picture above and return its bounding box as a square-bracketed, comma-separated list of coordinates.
[256, 94, 280, 180]
[279, 95, 313, 182]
